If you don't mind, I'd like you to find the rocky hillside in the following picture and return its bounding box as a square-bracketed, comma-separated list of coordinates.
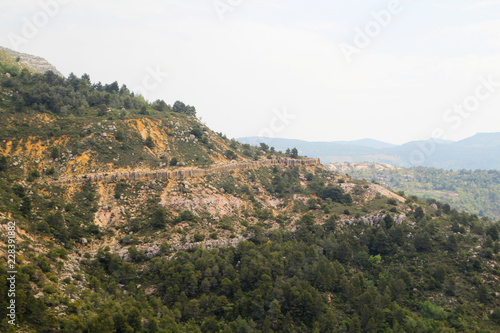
[0, 58, 499, 332]
[0, 46, 63, 76]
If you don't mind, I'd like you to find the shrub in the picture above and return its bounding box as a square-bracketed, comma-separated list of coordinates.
[387, 198, 398, 206]
[27, 169, 40, 182]
[159, 242, 171, 255]
[45, 167, 55, 175]
[151, 207, 168, 229]
[225, 149, 237, 160]
[144, 136, 154, 148]
[179, 210, 197, 222]
[50, 146, 60, 159]
[115, 130, 124, 141]
[43, 284, 58, 294]
[421, 301, 446, 320]
[491, 307, 500, 324]
[0, 156, 7, 171]
[114, 182, 129, 199]
[194, 233, 205, 242]
[190, 127, 203, 139]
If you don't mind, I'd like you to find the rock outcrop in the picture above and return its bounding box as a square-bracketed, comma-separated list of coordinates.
[342, 213, 407, 227]
[116, 237, 247, 260]
[53, 157, 321, 185]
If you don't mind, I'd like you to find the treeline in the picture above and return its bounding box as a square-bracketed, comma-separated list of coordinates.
[0, 69, 196, 117]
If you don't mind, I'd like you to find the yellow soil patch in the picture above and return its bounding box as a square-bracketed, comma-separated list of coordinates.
[65, 151, 98, 176]
[1, 136, 70, 161]
[1, 141, 13, 155]
[126, 118, 169, 154]
[97, 182, 108, 202]
[209, 136, 239, 162]
[64, 186, 77, 200]
[76, 153, 91, 165]
[212, 136, 229, 150]
[14, 139, 24, 155]
[211, 152, 226, 162]
[34, 113, 54, 124]
[23, 137, 47, 160]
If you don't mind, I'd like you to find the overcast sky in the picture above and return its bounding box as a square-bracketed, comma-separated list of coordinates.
[1, 0, 500, 144]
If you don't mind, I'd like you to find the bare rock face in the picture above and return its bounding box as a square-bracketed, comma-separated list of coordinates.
[162, 194, 245, 217]
[343, 213, 406, 226]
[94, 206, 125, 228]
[118, 236, 248, 260]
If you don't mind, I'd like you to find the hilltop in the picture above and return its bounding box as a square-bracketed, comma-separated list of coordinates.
[0, 46, 63, 76]
[0, 53, 499, 332]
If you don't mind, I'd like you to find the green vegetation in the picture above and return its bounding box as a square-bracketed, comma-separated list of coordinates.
[0, 67, 190, 118]
[0, 49, 35, 75]
[339, 164, 500, 219]
[2, 200, 499, 332]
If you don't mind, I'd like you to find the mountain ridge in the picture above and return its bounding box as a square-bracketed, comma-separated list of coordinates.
[239, 133, 500, 169]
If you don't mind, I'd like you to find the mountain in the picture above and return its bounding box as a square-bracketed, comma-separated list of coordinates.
[333, 138, 397, 149]
[239, 134, 500, 170]
[456, 132, 500, 148]
[1, 52, 500, 332]
[0, 46, 63, 76]
[238, 137, 395, 150]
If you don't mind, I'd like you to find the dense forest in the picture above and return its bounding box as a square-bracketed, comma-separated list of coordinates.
[336, 165, 500, 220]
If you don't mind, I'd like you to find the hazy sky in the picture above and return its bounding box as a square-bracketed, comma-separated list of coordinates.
[1, 0, 500, 144]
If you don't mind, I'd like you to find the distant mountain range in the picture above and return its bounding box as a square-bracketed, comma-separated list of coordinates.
[238, 132, 500, 170]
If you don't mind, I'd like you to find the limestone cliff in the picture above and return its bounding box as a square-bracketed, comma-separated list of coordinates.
[54, 157, 321, 184]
